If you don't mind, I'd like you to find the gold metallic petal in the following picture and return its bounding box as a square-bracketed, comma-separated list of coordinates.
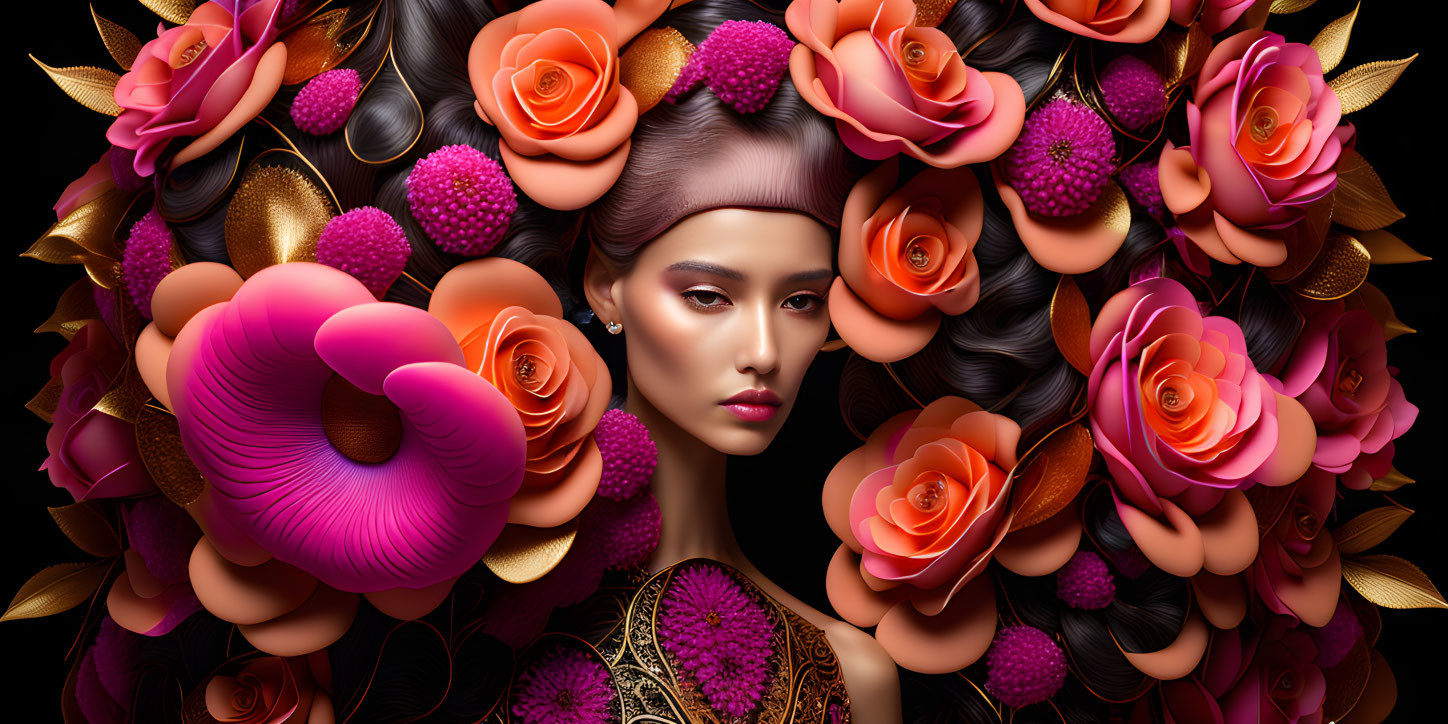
[94, 360, 151, 423]
[1356, 229, 1427, 264]
[136, 402, 208, 507]
[138, 0, 196, 25]
[1, 562, 111, 622]
[29, 55, 122, 116]
[1330, 55, 1416, 115]
[1288, 231, 1370, 300]
[1370, 467, 1415, 492]
[48, 501, 124, 559]
[23, 189, 130, 288]
[35, 280, 103, 339]
[1333, 503, 1413, 555]
[1008, 423, 1093, 531]
[26, 377, 64, 423]
[1334, 149, 1404, 232]
[1341, 554, 1448, 610]
[482, 519, 580, 584]
[1310, 2, 1359, 75]
[1097, 180, 1132, 235]
[619, 27, 694, 113]
[1321, 638, 1371, 723]
[1160, 23, 1212, 90]
[223, 157, 336, 278]
[913, 0, 958, 28]
[91, 5, 143, 71]
[1269, 0, 1318, 13]
[1050, 275, 1093, 376]
[1349, 282, 1414, 340]
[280, 3, 379, 85]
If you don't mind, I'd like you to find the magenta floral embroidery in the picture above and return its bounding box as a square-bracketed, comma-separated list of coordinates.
[657, 565, 775, 717]
[511, 645, 614, 724]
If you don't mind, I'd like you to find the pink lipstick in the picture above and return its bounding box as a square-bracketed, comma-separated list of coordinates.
[721, 389, 782, 422]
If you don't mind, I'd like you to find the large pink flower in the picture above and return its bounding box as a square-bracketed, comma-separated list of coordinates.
[1279, 301, 1417, 489]
[1160, 30, 1354, 268]
[1088, 278, 1316, 577]
[786, 0, 1024, 167]
[107, 1, 287, 177]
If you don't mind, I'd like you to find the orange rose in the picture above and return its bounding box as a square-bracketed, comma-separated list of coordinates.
[204, 656, 331, 724]
[829, 159, 982, 362]
[429, 258, 611, 527]
[1025, 0, 1171, 44]
[468, 0, 667, 210]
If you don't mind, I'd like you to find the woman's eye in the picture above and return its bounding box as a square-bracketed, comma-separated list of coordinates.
[783, 293, 823, 312]
[682, 289, 730, 310]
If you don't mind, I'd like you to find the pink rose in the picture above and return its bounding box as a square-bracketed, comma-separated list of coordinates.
[1087, 278, 1315, 577]
[1160, 30, 1354, 268]
[1170, 0, 1262, 35]
[1279, 302, 1417, 489]
[107, 1, 287, 177]
[1216, 622, 1327, 724]
[1249, 468, 1341, 627]
[1025, 0, 1170, 43]
[42, 321, 155, 501]
[786, 0, 1025, 167]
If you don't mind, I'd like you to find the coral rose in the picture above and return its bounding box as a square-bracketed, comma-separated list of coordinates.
[1025, 0, 1171, 43]
[42, 321, 155, 501]
[1170, 0, 1262, 35]
[1160, 30, 1354, 268]
[1088, 278, 1316, 577]
[1279, 301, 1417, 489]
[1249, 468, 1341, 627]
[430, 258, 612, 528]
[829, 159, 982, 362]
[204, 656, 333, 724]
[107, 1, 287, 177]
[469, 0, 667, 210]
[785, 0, 1025, 167]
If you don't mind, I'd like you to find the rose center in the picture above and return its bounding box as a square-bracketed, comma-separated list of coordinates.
[906, 238, 933, 271]
[902, 41, 927, 67]
[1294, 508, 1319, 539]
[1160, 388, 1183, 410]
[908, 479, 946, 512]
[1337, 367, 1364, 395]
[176, 39, 208, 69]
[233, 687, 256, 711]
[514, 353, 538, 386]
[1272, 669, 1297, 696]
[1048, 139, 1073, 163]
[1249, 106, 1278, 143]
[535, 66, 565, 98]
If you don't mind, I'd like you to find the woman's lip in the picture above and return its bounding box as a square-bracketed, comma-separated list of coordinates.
[723, 389, 782, 405]
[721, 403, 779, 422]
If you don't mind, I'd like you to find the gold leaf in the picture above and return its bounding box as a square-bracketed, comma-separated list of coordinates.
[136, 402, 207, 507]
[94, 360, 150, 423]
[29, 55, 122, 116]
[1310, 3, 1358, 74]
[26, 377, 65, 423]
[138, 0, 195, 25]
[280, 6, 377, 85]
[914, 0, 959, 27]
[224, 158, 336, 278]
[1, 562, 109, 622]
[1050, 275, 1093, 375]
[1288, 231, 1370, 300]
[1009, 424, 1093, 531]
[1349, 283, 1414, 340]
[1334, 149, 1405, 232]
[1330, 55, 1416, 114]
[1370, 467, 1414, 492]
[48, 502, 123, 558]
[35, 280, 102, 338]
[1341, 554, 1448, 610]
[482, 520, 579, 584]
[1334, 504, 1413, 555]
[23, 189, 130, 288]
[1322, 638, 1372, 722]
[1160, 23, 1212, 90]
[1269, 0, 1318, 13]
[620, 27, 694, 113]
[91, 5, 143, 70]
[1357, 229, 1429, 264]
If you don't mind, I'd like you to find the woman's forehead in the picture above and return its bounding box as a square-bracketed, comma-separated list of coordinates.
[641, 208, 834, 274]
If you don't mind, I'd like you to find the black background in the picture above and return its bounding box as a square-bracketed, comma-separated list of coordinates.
[3, 0, 1442, 719]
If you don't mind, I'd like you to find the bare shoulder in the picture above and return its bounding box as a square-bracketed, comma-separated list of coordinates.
[821, 621, 903, 724]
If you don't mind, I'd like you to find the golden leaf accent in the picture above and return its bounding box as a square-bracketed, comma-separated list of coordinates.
[1050, 275, 1093, 375]
[1370, 467, 1414, 492]
[482, 519, 580, 584]
[22, 189, 131, 288]
[29, 55, 122, 116]
[48, 502, 123, 558]
[1269, 0, 1318, 13]
[1009, 424, 1093, 531]
[26, 377, 65, 423]
[1288, 231, 1370, 300]
[94, 359, 151, 423]
[224, 158, 336, 278]
[1334, 149, 1404, 232]
[1160, 23, 1212, 90]
[1321, 638, 1372, 723]
[620, 27, 694, 114]
[913, 0, 958, 27]
[136, 402, 207, 507]
[280, 5, 378, 85]
[1, 562, 110, 622]
[820, 338, 848, 352]
[1350, 283, 1414, 340]
[1333, 504, 1413, 555]
[1341, 554, 1448, 610]
[1310, 3, 1358, 74]
[1330, 55, 1416, 114]
[35, 280, 103, 338]
[91, 5, 143, 70]
[1357, 229, 1429, 264]
[138, 0, 195, 25]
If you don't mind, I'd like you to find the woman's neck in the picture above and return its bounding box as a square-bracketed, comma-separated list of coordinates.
[623, 376, 748, 572]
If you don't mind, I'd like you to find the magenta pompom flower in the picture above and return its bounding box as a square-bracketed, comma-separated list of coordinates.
[1118, 159, 1165, 217]
[1056, 551, 1115, 610]
[1099, 55, 1166, 131]
[511, 645, 615, 724]
[1003, 98, 1116, 217]
[658, 565, 775, 717]
[406, 144, 517, 256]
[588, 493, 662, 571]
[984, 625, 1068, 708]
[667, 20, 794, 113]
[290, 68, 362, 135]
[315, 206, 412, 296]
[121, 208, 174, 318]
[594, 409, 658, 501]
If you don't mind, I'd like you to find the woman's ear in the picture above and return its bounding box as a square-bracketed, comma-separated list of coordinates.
[583, 245, 622, 327]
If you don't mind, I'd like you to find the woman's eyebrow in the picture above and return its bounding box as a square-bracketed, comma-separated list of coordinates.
[665, 260, 744, 279]
[783, 268, 833, 283]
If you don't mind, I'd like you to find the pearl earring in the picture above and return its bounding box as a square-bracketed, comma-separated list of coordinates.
[606, 321, 623, 334]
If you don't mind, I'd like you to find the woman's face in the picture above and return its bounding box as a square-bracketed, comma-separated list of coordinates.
[599, 208, 834, 456]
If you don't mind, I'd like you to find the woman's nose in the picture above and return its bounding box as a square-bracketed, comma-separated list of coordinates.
[735, 302, 779, 376]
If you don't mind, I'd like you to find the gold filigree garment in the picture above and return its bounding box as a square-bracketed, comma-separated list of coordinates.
[494, 558, 851, 723]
